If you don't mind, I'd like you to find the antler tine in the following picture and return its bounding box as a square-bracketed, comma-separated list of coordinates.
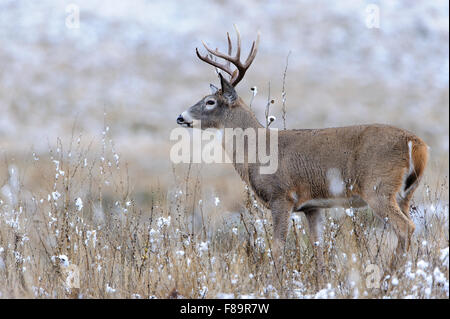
[201, 40, 237, 64]
[195, 47, 234, 78]
[229, 29, 259, 86]
[226, 32, 232, 69]
[196, 27, 260, 87]
[233, 24, 241, 60]
[244, 31, 260, 66]
[226, 32, 232, 56]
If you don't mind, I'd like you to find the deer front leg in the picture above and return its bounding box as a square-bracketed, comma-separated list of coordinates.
[305, 209, 325, 284]
[270, 199, 293, 272]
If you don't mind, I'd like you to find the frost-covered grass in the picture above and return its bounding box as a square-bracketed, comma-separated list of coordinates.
[0, 0, 448, 299]
[0, 133, 448, 299]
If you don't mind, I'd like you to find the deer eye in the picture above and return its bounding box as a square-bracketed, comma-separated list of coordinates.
[206, 100, 215, 105]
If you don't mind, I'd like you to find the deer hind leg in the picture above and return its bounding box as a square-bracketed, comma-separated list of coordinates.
[396, 188, 415, 219]
[270, 199, 293, 272]
[365, 193, 415, 268]
[397, 163, 426, 219]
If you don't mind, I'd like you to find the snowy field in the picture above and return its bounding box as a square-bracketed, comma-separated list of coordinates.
[0, 0, 448, 298]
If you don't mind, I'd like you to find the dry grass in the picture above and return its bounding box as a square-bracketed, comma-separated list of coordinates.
[0, 1, 448, 299]
[0, 131, 448, 299]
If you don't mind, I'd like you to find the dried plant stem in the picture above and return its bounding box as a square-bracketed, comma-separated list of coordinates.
[265, 82, 271, 128]
[281, 51, 291, 130]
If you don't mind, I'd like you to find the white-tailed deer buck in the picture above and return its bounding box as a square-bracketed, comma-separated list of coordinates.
[177, 27, 428, 273]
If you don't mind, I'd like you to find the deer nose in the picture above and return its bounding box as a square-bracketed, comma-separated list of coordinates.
[177, 114, 185, 125]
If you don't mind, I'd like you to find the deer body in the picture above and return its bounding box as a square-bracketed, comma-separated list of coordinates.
[253, 123, 426, 212]
[177, 27, 428, 274]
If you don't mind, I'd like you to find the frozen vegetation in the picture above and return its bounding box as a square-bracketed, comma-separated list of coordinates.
[0, 0, 448, 298]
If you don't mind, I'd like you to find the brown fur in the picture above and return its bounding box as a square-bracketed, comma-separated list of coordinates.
[179, 33, 429, 274]
[179, 89, 428, 273]
[226, 103, 428, 270]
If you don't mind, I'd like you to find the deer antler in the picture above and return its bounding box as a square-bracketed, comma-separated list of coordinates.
[196, 25, 260, 87]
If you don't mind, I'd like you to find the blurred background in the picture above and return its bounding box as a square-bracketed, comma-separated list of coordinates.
[0, 0, 448, 212]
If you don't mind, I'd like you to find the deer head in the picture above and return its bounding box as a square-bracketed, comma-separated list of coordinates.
[177, 26, 260, 130]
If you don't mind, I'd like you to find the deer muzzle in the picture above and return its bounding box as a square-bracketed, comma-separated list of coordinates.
[177, 111, 193, 127]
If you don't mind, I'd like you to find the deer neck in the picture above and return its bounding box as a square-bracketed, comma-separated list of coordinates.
[223, 99, 263, 130]
[221, 100, 264, 185]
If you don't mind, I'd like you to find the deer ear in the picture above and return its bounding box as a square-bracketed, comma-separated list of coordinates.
[210, 84, 219, 94]
[219, 73, 237, 104]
